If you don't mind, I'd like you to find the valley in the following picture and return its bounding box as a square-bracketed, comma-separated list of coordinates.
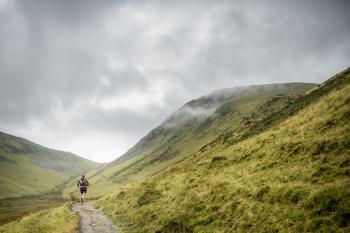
[1, 1, 348, 232]
[0, 68, 349, 233]
[0, 131, 100, 224]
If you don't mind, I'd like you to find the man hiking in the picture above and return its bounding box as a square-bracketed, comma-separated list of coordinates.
[77, 175, 89, 203]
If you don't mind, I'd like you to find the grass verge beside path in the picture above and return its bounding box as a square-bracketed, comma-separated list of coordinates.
[0, 193, 66, 225]
[0, 203, 78, 233]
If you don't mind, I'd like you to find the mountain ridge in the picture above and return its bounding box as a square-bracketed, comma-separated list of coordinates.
[113, 82, 317, 165]
[0, 130, 91, 161]
[94, 67, 350, 233]
[63, 82, 317, 198]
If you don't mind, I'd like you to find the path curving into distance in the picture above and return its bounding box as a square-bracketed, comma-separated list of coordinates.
[71, 202, 118, 233]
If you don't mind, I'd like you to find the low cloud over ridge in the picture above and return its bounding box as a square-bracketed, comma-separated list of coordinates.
[0, 0, 349, 162]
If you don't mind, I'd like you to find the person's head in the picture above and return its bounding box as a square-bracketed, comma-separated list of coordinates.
[82, 174, 85, 179]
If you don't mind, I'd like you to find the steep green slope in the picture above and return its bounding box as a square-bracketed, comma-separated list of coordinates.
[0, 131, 100, 199]
[64, 83, 316, 198]
[95, 69, 350, 232]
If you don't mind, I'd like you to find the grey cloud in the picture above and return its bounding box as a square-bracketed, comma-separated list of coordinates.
[184, 0, 350, 93]
[70, 105, 165, 136]
[0, 0, 349, 161]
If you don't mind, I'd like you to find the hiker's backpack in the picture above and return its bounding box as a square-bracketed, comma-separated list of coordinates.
[79, 179, 88, 188]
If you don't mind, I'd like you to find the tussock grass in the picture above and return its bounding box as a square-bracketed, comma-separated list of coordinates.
[0, 203, 78, 233]
[95, 73, 350, 232]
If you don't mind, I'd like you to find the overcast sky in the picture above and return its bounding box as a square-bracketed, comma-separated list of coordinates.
[0, 0, 349, 162]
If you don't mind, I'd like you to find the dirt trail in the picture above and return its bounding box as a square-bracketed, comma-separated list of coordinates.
[71, 202, 118, 233]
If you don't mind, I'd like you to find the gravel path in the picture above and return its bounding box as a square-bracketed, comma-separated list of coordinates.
[71, 202, 118, 233]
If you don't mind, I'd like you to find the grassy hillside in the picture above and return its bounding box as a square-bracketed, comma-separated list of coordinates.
[64, 83, 316, 198]
[0, 131, 100, 225]
[94, 68, 350, 232]
[0, 131, 100, 199]
[0, 204, 78, 233]
[0, 192, 66, 225]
